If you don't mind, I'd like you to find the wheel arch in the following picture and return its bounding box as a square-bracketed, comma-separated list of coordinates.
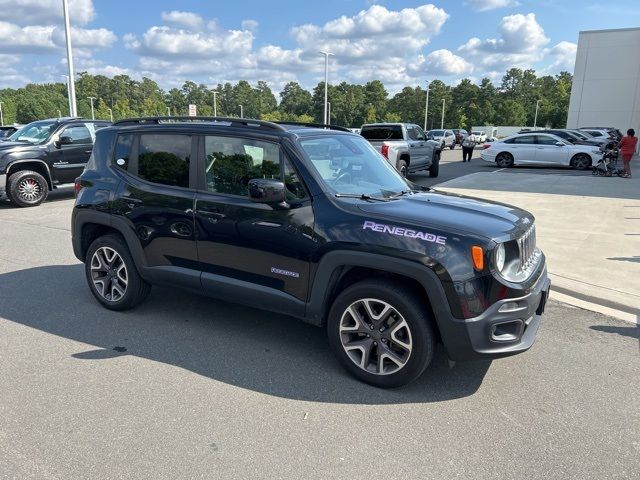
[7, 159, 53, 190]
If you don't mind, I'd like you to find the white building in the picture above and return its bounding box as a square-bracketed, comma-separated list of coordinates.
[567, 27, 640, 147]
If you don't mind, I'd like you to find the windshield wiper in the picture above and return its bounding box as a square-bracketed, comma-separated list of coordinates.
[334, 193, 391, 202]
[389, 189, 413, 198]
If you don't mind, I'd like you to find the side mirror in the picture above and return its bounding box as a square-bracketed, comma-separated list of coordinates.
[555, 141, 564, 146]
[248, 178, 288, 207]
[55, 136, 73, 148]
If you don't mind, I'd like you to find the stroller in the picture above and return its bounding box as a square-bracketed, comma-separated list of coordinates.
[592, 140, 624, 177]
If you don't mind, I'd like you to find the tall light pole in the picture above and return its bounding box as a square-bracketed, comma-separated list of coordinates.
[212, 91, 218, 117]
[87, 96, 96, 120]
[423, 81, 430, 131]
[0, 102, 4, 126]
[107, 108, 113, 122]
[533, 99, 541, 129]
[328, 102, 331, 124]
[320, 51, 333, 125]
[62, 0, 77, 117]
[57, 109, 62, 118]
[61, 75, 71, 116]
[441, 99, 445, 129]
[239, 104, 243, 118]
[166, 106, 171, 116]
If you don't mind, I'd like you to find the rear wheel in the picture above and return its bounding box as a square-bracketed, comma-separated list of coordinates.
[397, 159, 408, 177]
[495, 152, 514, 168]
[6, 170, 49, 207]
[327, 279, 436, 388]
[571, 154, 591, 170]
[429, 151, 440, 177]
[85, 234, 151, 311]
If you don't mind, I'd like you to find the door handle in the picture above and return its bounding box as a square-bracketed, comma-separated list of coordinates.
[122, 196, 143, 206]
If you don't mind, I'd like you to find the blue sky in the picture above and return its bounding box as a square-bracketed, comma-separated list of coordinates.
[1, 0, 639, 94]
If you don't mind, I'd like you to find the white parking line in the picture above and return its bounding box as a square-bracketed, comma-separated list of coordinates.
[494, 168, 506, 173]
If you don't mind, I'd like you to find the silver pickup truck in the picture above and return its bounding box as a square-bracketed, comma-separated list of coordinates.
[360, 123, 441, 177]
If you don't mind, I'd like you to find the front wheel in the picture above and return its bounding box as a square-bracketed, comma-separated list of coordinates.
[85, 234, 151, 311]
[571, 154, 591, 170]
[327, 279, 436, 388]
[7, 170, 49, 207]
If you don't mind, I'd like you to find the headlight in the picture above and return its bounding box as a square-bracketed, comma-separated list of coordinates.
[495, 243, 506, 271]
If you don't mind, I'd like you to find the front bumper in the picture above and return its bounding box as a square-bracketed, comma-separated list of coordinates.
[0, 173, 6, 197]
[437, 267, 550, 361]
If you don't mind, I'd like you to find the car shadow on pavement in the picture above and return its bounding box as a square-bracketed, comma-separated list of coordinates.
[0, 265, 490, 404]
[589, 325, 640, 340]
[0, 188, 74, 209]
[606, 256, 640, 264]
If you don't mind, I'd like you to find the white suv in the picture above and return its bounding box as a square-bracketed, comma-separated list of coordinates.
[427, 129, 456, 149]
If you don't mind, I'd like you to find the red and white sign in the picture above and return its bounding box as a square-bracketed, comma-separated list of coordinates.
[188, 104, 197, 116]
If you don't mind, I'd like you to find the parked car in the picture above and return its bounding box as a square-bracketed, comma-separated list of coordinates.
[360, 122, 440, 177]
[565, 129, 608, 145]
[471, 130, 487, 143]
[481, 132, 603, 169]
[0, 117, 111, 206]
[452, 128, 467, 146]
[427, 129, 456, 149]
[578, 128, 617, 141]
[0, 125, 20, 139]
[579, 127, 622, 140]
[518, 129, 605, 147]
[72, 116, 550, 388]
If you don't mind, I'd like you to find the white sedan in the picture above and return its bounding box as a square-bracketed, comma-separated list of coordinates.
[480, 132, 602, 169]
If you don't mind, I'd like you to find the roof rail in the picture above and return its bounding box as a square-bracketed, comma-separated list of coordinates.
[274, 121, 351, 133]
[112, 116, 287, 131]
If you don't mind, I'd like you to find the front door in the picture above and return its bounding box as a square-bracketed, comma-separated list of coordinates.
[534, 135, 569, 165]
[194, 134, 315, 307]
[50, 123, 94, 184]
[407, 126, 429, 168]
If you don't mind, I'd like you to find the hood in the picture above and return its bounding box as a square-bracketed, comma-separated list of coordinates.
[0, 141, 39, 156]
[356, 189, 534, 242]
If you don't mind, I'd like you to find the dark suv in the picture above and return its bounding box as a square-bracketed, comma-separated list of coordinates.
[72, 117, 550, 388]
[0, 117, 111, 207]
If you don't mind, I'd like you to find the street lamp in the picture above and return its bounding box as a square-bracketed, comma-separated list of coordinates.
[423, 81, 430, 131]
[212, 90, 218, 117]
[87, 96, 96, 120]
[533, 99, 541, 129]
[107, 108, 113, 122]
[62, 0, 77, 116]
[441, 99, 445, 129]
[320, 51, 334, 125]
[239, 104, 243, 118]
[0, 101, 4, 126]
[328, 102, 331, 125]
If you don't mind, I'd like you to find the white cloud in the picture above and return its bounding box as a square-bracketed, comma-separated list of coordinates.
[0, 22, 57, 53]
[161, 11, 205, 31]
[467, 0, 518, 12]
[0, 0, 96, 26]
[410, 49, 474, 76]
[52, 26, 117, 49]
[241, 19, 259, 32]
[458, 13, 549, 72]
[545, 41, 577, 72]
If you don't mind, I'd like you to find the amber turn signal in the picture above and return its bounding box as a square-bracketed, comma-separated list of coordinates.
[471, 246, 484, 271]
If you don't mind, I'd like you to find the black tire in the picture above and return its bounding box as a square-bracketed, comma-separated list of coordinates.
[327, 279, 436, 388]
[429, 151, 440, 178]
[495, 152, 514, 168]
[571, 154, 591, 170]
[85, 234, 151, 311]
[6, 170, 49, 207]
[397, 159, 408, 177]
[449, 143, 455, 150]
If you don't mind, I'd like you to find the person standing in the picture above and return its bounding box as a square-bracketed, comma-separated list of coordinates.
[619, 128, 637, 178]
[461, 129, 476, 162]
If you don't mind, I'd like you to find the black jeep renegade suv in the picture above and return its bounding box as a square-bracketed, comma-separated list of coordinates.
[72, 117, 550, 388]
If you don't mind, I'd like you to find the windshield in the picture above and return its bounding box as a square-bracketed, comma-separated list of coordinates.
[299, 134, 409, 198]
[572, 130, 591, 139]
[430, 130, 444, 136]
[9, 121, 56, 144]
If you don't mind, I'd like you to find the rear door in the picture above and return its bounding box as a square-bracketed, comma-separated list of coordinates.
[508, 135, 537, 163]
[112, 131, 199, 288]
[194, 133, 315, 309]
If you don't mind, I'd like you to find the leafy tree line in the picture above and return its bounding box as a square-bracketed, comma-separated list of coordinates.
[0, 68, 572, 130]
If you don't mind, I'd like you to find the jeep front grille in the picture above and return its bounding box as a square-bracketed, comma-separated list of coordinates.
[518, 225, 540, 276]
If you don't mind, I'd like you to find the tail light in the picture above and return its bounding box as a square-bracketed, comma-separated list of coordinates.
[74, 178, 83, 197]
[482, 144, 491, 149]
[381, 144, 389, 158]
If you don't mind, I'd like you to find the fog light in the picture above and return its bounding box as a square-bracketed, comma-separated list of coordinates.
[498, 302, 520, 313]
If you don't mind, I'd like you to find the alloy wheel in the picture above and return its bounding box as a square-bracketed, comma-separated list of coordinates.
[339, 298, 413, 375]
[17, 177, 43, 202]
[573, 154, 590, 170]
[496, 153, 513, 168]
[90, 246, 128, 302]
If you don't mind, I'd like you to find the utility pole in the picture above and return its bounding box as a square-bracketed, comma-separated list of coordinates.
[212, 90, 218, 117]
[239, 104, 243, 118]
[0, 102, 4, 126]
[87, 97, 96, 120]
[533, 99, 541, 129]
[423, 81, 430, 131]
[328, 102, 331, 124]
[441, 99, 445, 129]
[62, 0, 77, 116]
[61, 75, 71, 116]
[107, 108, 113, 122]
[320, 51, 333, 125]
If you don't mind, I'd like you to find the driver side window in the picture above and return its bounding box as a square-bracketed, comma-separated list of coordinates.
[59, 125, 92, 145]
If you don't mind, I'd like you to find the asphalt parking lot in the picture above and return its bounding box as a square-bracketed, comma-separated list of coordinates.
[1, 159, 638, 479]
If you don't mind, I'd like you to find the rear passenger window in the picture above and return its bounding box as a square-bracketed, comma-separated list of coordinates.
[138, 134, 191, 188]
[114, 134, 133, 171]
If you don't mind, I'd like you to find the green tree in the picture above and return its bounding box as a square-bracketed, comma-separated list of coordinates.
[279, 82, 313, 117]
